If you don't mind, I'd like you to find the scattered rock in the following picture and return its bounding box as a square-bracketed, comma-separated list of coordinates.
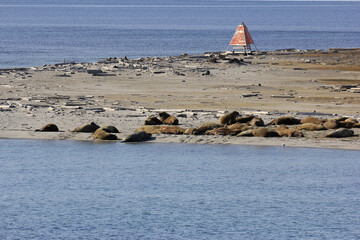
[122, 131, 152, 142]
[325, 128, 354, 138]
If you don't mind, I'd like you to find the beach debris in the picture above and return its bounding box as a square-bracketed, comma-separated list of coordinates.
[325, 128, 354, 138]
[122, 131, 152, 142]
[93, 129, 118, 140]
[71, 122, 100, 133]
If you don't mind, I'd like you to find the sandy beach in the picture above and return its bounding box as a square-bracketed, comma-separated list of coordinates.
[1, 48, 360, 150]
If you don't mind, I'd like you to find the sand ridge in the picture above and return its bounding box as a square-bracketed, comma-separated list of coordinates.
[1, 49, 359, 150]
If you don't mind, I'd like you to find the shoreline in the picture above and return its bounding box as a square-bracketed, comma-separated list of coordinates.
[1, 49, 360, 150]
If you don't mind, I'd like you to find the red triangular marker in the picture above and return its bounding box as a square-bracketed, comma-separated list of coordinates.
[227, 22, 257, 53]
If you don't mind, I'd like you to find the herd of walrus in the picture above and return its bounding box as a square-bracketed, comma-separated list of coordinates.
[36, 111, 359, 142]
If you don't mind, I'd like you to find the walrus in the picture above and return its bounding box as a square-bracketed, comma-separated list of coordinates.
[325, 128, 354, 138]
[159, 112, 179, 125]
[99, 125, 119, 133]
[71, 122, 100, 133]
[160, 126, 185, 134]
[206, 127, 231, 136]
[249, 117, 264, 127]
[219, 111, 239, 125]
[252, 127, 280, 137]
[268, 116, 301, 125]
[235, 115, 255, 123]
[93, 129, 118, 140]
[122, 131, 152, 142]
[323, 119, 340, 129]
[276, 126, 304, 137]
[300, 117, 326, 125]
[135, 126, 162, 134]
[296, 123, 326, 131]
[144, 116, 162, 125]
[195, 122, 223, 135]
[38, 123, 59, 132]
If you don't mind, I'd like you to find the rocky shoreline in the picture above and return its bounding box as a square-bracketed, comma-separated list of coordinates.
[1, 49, 360, 150]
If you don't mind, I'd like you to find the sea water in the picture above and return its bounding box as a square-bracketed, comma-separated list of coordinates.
[0, 0, 359, 67]
[0, 139, 359, 239]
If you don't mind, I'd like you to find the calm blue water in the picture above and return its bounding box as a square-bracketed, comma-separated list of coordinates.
[0, 0, 359, 67]
[0, 139, 359, 239]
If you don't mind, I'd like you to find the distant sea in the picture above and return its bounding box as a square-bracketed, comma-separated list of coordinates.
[0, 0, 359, 67]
